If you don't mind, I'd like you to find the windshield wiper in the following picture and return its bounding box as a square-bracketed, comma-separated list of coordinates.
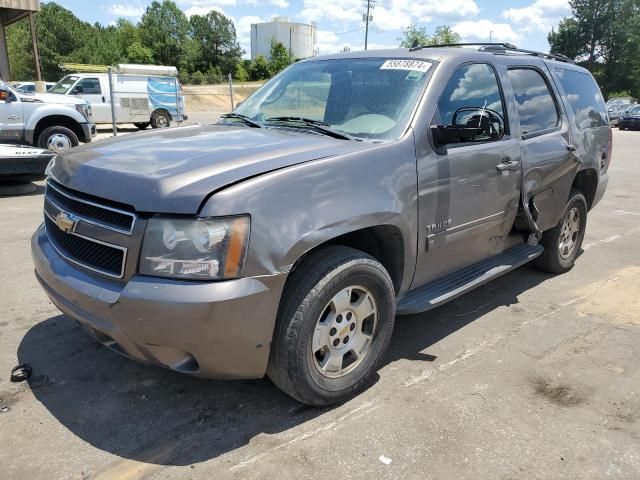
[219, 113, 263, 128]
[264, 116, 355, 140]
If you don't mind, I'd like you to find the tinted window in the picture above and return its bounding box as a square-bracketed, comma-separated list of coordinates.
[554, 68, 607, 129]
[77, 78, 102, 94]
[437, 63, 505, 126]
[508, 68, 559, 135]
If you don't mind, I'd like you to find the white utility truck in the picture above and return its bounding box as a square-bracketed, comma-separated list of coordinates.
[49, 64, 187, 129]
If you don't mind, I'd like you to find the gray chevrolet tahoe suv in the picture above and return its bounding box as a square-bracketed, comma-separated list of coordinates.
[32, 44, 610, 406]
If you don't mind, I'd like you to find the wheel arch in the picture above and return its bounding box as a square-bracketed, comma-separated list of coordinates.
[289, 224, 405, 295]
[572, 168, 598, 211]
[31, 115, 83, 145]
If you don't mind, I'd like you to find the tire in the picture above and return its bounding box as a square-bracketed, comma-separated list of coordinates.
[619, 125, 625, 130]
[134, 122, 150, 130]
[150, 110, 171, 129]
[267, 246, 396, 406]
[534, 189, 587, 274]
[37, 126, 79, 153]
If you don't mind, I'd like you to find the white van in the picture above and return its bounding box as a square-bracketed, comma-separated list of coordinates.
[49, 64, 187, 130]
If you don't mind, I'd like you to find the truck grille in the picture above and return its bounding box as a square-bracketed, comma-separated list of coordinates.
[44, 216, 125, 277]
[43, 180, 135, 279]
[46, 180, 135, 234]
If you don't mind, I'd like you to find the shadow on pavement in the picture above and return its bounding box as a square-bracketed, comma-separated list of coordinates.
[18, 264, 551, 466]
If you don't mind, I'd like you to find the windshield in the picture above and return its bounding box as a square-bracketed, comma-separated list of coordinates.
[629, 106, 640, 114]
[234, 58, 433, 140]
[50, 75, 80, 94]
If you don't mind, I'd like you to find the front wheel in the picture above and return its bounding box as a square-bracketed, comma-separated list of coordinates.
[37, 126, 79, 153]
[150, 110, 171, 129]
[534, 190, 587, 274]
[267, 246, 396, 406]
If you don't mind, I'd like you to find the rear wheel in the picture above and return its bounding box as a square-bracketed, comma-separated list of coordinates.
[267, 246, 396, 406]
[534, 190, 587, 274]
[37, 126, 79, 153]
[150, 110, 171, 129]
[134, 122, 150, 130]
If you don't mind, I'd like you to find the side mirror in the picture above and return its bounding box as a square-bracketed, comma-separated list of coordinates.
[72, 85, 84, 94]
[0, 89, 7, 102]
[432, 107, 505, 146]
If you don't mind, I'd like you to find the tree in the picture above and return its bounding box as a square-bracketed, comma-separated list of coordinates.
[139, 0, 189, 67]
[234, 61, 249, 82]
[190, 11, 243, 75]
[126, 43, 154, 64]
[249, 55, 270, 80]
[548, 0, 640, 97]
[398, 24, 461, 48]
[269, 38, 291, 75]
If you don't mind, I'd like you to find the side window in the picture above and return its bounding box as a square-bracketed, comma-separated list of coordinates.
[438, 63, 505, 126]
[76, 78, 102, 95]
[507, 68, 559, 135]
[435, 63, 506, 144]
[553, 68, 607, 129]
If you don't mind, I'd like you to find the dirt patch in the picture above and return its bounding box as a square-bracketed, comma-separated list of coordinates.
[183, 83, 262, 113]
[571, 266, 640, 325]
[530, 376, 587, 406]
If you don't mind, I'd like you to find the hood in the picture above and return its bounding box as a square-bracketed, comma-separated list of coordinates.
[21, 92, 86, 105]
[49, 124, 375, 214]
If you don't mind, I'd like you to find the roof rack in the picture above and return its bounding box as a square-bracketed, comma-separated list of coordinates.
[408, 42, 575, 64]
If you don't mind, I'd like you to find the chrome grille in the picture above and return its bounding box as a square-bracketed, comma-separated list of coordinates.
[44, 215, 125, 277]
[43, 179, 135, 279]
[46, 180, 135, 234]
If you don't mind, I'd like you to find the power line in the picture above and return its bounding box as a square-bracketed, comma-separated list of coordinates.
[363, 0, 376, 50]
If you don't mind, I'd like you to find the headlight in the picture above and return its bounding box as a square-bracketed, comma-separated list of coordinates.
[140, 216, 250, 280]
[75, 104, 89, 120]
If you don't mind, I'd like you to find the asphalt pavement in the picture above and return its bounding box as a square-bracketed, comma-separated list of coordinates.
[0, 130, 638, 479]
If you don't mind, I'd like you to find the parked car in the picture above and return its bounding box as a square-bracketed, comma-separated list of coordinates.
[0, 144, 54, 183]
[49, 64, 187, 129]
[618, 104, 640, 130]
[0, 80, 96, 152]
[608, 102, 636, 125]
[32, 45, 610, 406]
[13, 82, 56, 94]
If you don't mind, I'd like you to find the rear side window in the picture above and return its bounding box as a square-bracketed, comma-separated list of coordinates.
[508, 68, 559, 135]
[554, 68, 607, 129]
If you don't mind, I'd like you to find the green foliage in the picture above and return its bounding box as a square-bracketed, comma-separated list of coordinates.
[139, 0, 189, 68]
[191, 71, 205, 85]
[189, 11, 243, 75]
[608, 90, 633, 99]
[398, 25, 461, 48]
[126, 43, 154, 64]
[269, 38, 291, 75]
[234, 61, 249, 82]
[249, 55, 271, 81]
[548, 0, 640, 97]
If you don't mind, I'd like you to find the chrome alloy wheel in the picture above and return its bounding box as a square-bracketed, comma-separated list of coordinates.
[47, 133, 72, 153]
[558, 206, 581, 259]
[312, 285, 378, 378]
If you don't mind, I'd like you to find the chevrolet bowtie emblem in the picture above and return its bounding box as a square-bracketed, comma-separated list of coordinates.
[54, 211, 78, 234]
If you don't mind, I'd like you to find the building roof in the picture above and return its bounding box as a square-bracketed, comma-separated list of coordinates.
[0, 0, 40, 26]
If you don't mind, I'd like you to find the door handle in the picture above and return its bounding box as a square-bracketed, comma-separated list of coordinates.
[7, 115, 20, 120]
[496, 159, 520, 172]
[102, 96, 106, 103]
[566, 144, 583, 163]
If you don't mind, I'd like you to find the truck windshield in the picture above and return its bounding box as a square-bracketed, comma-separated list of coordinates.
[50, 76, 80, 94]
[233, 58, 433, 140]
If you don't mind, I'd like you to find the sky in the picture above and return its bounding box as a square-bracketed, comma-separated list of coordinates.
[48, 0, 572, 58]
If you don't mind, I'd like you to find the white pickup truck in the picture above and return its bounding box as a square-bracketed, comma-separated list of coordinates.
[0, 80, 96, 152]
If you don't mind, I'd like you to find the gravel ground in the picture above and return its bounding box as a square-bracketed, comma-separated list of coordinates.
[0, 130, 638, 480]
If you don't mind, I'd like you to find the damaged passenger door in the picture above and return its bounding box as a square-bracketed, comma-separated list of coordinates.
[507, 67, 580, 233]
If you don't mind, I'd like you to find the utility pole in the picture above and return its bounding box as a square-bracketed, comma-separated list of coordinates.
[364, 0, 375, 50]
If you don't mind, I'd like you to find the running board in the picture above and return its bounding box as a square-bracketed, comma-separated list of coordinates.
[397, 243, 544, 315]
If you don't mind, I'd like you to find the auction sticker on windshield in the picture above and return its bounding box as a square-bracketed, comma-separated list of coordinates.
[380, 60, 431, 72]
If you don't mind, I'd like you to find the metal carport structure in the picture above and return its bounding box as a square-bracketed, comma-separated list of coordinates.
[0, 0, 41, 81]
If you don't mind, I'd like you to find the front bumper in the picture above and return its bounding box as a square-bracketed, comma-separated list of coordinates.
[31, 225, 288, 379]
[619, 118, 640, 129]
[80, 123, 97, 142]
